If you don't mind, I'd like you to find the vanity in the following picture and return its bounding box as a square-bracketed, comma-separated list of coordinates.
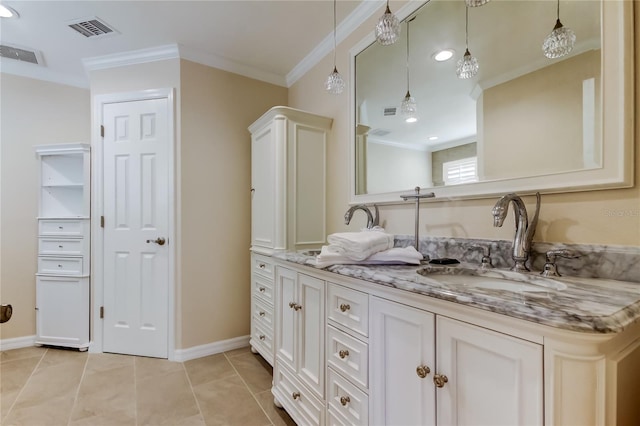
[265, 251, 640, 426]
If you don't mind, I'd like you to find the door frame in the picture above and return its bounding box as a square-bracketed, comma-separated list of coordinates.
[90, 88, 177, 360]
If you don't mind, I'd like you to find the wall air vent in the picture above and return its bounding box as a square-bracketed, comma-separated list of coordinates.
[0, 44, 44, 65]
[68, 17, 118, 38]
[383, 107, 397, 116]
[369, 128, 391, 137]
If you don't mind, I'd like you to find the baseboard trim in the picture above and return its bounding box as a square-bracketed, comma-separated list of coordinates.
[0, 335, 37, 351]
[172, 335, 250, 362]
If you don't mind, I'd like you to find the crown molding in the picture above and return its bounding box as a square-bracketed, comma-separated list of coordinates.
[286, 0, 384, 87]
[82, 44, 180, 72]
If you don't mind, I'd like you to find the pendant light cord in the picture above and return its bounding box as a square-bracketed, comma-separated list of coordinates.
[556, 0, 560, 20]
[406, 18, 410, 92]
[465, 5, 469, 50]
[333, 0, 337, 69]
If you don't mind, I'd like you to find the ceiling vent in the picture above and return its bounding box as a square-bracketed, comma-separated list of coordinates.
[68, 17, 118, 38]
[369, 128, 391, 137]
[383, 107, 397, 116]
[0, 44, 44, 65]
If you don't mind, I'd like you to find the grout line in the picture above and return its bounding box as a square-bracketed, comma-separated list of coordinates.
[180, 359, 206, 425]
[67, 350, 90, 426]
[223, 351, 276, 426]
[133, 356, 139, 426]
[1, 347, 49, 425]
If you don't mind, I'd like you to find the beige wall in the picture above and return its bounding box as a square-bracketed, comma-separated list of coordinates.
[0, 74, 90, 340]
[289, 3, 639, 246]
[179, 60, 287, 349]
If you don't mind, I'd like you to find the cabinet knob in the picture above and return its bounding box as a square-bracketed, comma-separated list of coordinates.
[292, 391, 301, 400]
[259, 335, 265, 341]
[433, 374, 449, 388]
[339, 349, 350, 359]
[340, 395, 351, 406]
[339, 303, 351, 312]
[259, 311, 265, 317]
[289, 302, 296, 308]
[58, 245, 63, 248]
[259, 287, 266, 292]
[416, 365, 431, 378]
[294, 304, 302, 311]
[259, 263, 266, 269]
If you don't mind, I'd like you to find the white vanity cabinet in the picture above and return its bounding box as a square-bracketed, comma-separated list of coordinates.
[370, 296, 543, 425]
[34, 143, 90, 350]
[249, 253, 276, 365]
[273, 266, 326, 426]
[248, 107, 332, 255]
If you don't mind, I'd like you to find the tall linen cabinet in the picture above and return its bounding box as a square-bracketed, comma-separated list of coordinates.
[248, 107, 332, 365]
[34, 143, 90, 350]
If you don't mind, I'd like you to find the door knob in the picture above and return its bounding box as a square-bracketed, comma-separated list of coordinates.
[146, 237, 166, 246]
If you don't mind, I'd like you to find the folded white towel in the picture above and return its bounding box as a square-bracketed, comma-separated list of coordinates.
[326, 230, 394, 261]
[315, 246, 423, 268]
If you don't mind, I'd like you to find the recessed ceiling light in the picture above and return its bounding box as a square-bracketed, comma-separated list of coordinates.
[0, 4, 19, 18]
[433, 49, 454, 62]
[428, 136, 439, 141]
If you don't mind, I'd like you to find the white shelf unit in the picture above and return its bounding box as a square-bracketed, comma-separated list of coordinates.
[35, 143, 90, 350]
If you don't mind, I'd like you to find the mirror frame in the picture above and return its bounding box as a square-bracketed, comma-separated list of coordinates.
[349, 0, 634, 204]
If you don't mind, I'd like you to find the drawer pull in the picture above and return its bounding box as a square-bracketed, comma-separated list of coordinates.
[340, 395, 351, 406]
[416, 365, 431, 378]
[58, 226, 64, 230]
[259, 263, 266, 269]
[259, 287, 266, 292]
[259, 311, 265, 317]
[58, 245, 63, 248]
[58, 264, 63, 268]
[339, 303, 351, 312]
[339, 349, 350, 359]
[292, 391, 301, 400]
[259, 334, 265, 341]
[433, 374, 448, 388]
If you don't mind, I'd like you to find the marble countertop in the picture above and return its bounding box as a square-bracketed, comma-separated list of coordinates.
[273, 251, 640, 334]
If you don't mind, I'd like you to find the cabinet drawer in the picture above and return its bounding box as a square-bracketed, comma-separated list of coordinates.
[39, 237, 87, 256]
[252, 255, 274, 278]
[251, 320, 274, 365]
[327, 368, 368, 426]
[39, 219, 87, 237]
[327, 325, 368, 390]
[37, 256, 84, 276]
[327, 283, 368, 338]
[253, 275, 274, 304]
[273, 363, 325, 426]
[252, 296, 274, 332]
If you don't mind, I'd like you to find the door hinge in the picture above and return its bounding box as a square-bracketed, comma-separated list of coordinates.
[100, 125, 104, 137]
[100, 216, 104, 228]
[100, 306, 104, 319]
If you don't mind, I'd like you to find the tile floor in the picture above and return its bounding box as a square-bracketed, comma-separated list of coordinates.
[0, 345, 296, 426]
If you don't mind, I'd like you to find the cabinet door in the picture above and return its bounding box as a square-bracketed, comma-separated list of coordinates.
[370, 297, 436, 426]
[436, 316, 543, 426]
[251, 124, 277, 250]
[297, 273, 325, 398]
[275, 267, 297, 370]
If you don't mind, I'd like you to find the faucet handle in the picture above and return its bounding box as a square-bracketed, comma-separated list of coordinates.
[468, 245, 494, 269]
[541, 249, 580, 277]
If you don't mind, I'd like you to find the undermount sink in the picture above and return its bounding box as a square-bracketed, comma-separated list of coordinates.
[417, 265, 567, 292]
[300, 249, 322, 257]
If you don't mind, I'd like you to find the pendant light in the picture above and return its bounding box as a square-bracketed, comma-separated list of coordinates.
[465, 0, 490, 7]
[375, 0, 401, 46]
[456, 5, 479, 79]
[401, 18, 417, 123]
[542, 0, 576, 59]
[325, 0, 345, 95]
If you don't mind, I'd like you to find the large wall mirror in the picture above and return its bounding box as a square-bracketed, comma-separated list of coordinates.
[350, 0, 633, 204]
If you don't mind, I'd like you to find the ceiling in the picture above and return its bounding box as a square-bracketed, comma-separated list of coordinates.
[0, 0, 372, 88]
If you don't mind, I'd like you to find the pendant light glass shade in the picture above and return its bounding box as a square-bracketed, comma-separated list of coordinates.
[543, 0, 575, 59]
[465, 0, 490, 7]
[375, 1, 400, 46]
[325, 66, 345, 94]
[401, 91, 418, 123]
[456, 7, 479, 79]
[543, 19, 575, 59]
[325, 0, 344, 95]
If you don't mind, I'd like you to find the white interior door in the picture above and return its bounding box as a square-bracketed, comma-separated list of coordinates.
[102, 97, 170, 358]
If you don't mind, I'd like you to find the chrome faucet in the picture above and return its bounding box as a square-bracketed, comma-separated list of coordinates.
[491, 192, 540, 272]
[344, 204, 379, 229]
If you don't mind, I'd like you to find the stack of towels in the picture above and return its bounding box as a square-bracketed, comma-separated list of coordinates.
[315, 228, 423, 268]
